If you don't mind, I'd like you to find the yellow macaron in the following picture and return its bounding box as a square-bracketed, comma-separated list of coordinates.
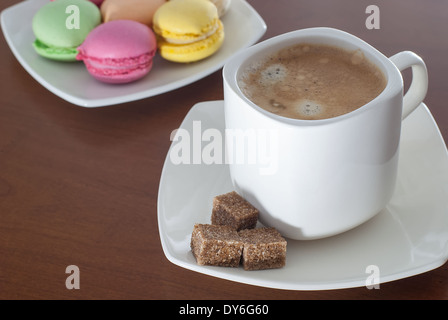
[153, 0, 225, 63]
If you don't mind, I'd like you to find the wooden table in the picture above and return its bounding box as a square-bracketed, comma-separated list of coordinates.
[1, 0, 447, 300]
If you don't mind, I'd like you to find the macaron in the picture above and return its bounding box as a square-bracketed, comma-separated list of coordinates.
[100, 0, 166, 26]
[33, 0, 101, 61]
[89, 0, 104, 6]
[76, 20, 157, 84]
[153, 0, 225, 63]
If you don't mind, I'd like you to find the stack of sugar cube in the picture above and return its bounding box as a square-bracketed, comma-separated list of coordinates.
[190, 191, 287, 271]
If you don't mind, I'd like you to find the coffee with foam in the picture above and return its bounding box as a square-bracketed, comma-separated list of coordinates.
[238, 43, 387, 120]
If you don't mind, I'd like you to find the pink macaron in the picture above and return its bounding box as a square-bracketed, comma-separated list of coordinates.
[89, 0, 104, 6]
[76, 20, 157, 84]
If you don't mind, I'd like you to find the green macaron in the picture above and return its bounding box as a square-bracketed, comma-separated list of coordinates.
[32, 0, 101, 61]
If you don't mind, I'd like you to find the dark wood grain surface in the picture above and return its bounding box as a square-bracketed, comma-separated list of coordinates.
[1, 0, 448, 300]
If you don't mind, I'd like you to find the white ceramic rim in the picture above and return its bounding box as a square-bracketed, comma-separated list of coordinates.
[223, 27, 403, 126]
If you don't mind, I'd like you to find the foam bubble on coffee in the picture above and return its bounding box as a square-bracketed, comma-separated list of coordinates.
[238, 43, 387, 120]
[297, 100, 324, 117]
[260, 64, 288, 84]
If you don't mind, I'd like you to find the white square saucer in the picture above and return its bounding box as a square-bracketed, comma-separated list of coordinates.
[158, 100, 448, 290]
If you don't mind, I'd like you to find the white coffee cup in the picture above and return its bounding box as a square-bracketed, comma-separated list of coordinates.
[222, 27, 428, 240]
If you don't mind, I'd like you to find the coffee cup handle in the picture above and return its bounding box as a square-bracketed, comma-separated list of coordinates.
[389, 51, 428, 120]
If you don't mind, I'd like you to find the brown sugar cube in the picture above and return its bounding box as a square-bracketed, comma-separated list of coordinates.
[190, 224, 243, 267]
[239, 227, 287, 271]
[212, 191, 259, 231]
